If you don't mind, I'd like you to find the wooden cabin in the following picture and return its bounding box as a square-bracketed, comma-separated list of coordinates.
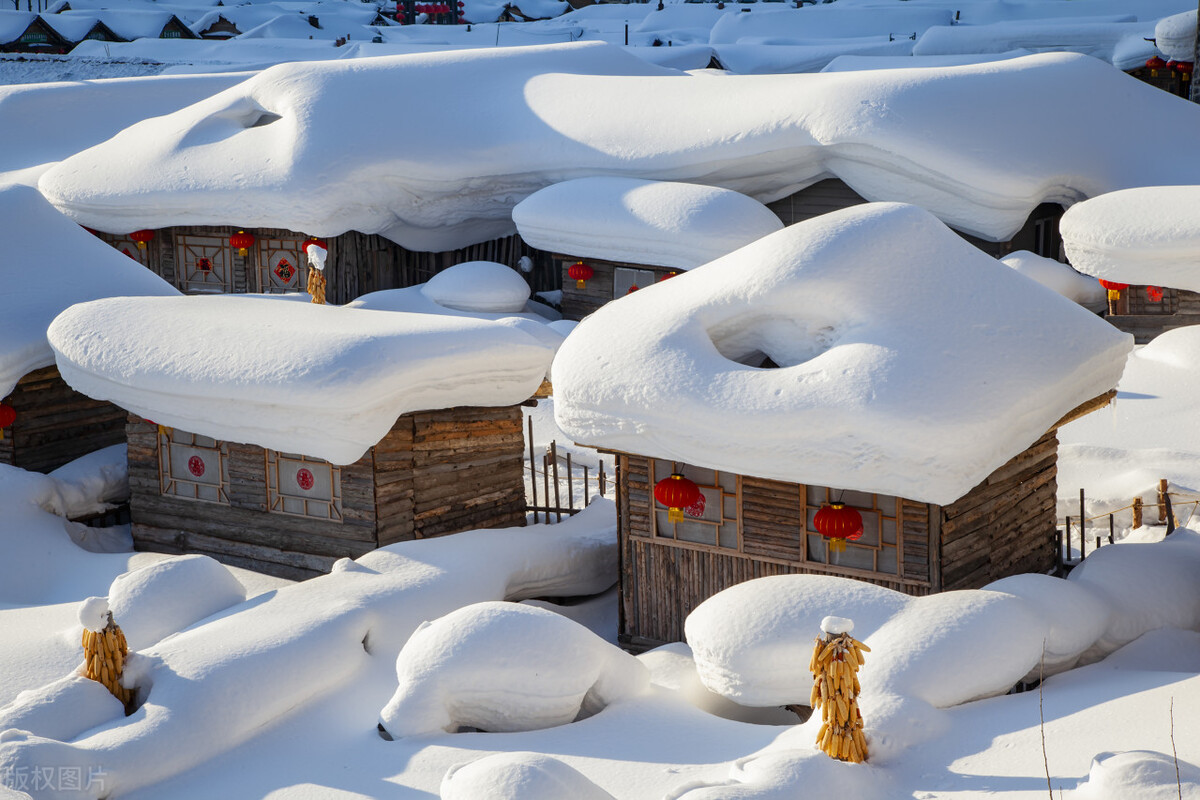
[97, 225, 556, 304]
[1, 366, 126, 473]
[767, 178, 1066, 260]
[608, 393, 1111, 651]
[125, 404, 528, 580]
[1100, 283, 1200, 344]
[556, 255, 679, 320]
[1, 15, 72, 54]
[194, 14, 241, 39]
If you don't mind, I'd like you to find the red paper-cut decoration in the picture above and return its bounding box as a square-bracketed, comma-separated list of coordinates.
[296, 468, 315, 491]
[188, 456, 206, 478]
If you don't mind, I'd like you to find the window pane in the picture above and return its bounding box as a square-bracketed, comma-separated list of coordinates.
[841, 490, 874, 509]
[857, 511, 880, 547]
[829, 544, 874, 571]
[718, 524, 738, 549]
[806, 485, 826, 506]
[878, 546, 898, 575]
[674, 520, 717, 546]
[882, 517, 897, 545]
[807, 534, 827, 563]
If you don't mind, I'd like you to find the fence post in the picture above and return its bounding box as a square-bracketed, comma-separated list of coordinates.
[1158, 479, 1169, 522]
[566, 452, 575, 512]
[1165, 491, 1176, 535]
[550, 441, 562, 522]
[1079, 488, 1086, 560]
[599, 459, 607, 496]
[527, 415, 538, 523]
[583, 466, 590, 507]
[1108, 513, 1114, 545]
[543, 450, 551, 523]
[1064, 516, 1071, 563]
[1132, 497, 1143, 530]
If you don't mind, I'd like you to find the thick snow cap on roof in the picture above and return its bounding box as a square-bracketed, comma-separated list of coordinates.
[37, 46, 1200, 250]
[1155, 10, 1197, 61]
[47, 296, 556, 464]
[512, 178, 783, 269]
[0, 184, 178, 399]
[552, 203, 1132, 505]
[1061, 186, 1200, 291]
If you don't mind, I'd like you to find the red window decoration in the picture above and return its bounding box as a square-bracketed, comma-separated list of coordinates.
[0, 402, 15, 440]
[568, 261, 594, 289]
[129, 229, 155, 249]
[654, 473, 702, 523]
[273, 258, 295, 283]
[685, 491, 706, 518]
[197, 257, 212, 272]
[229, 230, 256, 257]
[187, 455, 206, 477]
[627, 284, 639, 294]
[1147, 285, 1165, 303]
[296, 468, 315, 491]
[813, 503, 864, 553]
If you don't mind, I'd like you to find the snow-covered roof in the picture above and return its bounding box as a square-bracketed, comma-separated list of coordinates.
[1155, 10, 1196, 61]
[706, 6, 954, 46]
[1060, 186, 1200, 291]
[58, 9, 190, 40]
[820, 51, 1034, 72]
[1000, 250, 1107, 312]
[37, 46, 1200, 251]
[0, 11, 37, 43]
[40, 13, 108, 42]
[1, 184, 179, 399]
[551, 203, 1132, 506]
[712, 37, 914, 75]
[48, 295, 558, 464]
[512, 178, 783, 269]
[912, 20, 1158, 70]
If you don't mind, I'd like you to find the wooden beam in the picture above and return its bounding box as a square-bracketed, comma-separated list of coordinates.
[1047, 390, 1117, 432]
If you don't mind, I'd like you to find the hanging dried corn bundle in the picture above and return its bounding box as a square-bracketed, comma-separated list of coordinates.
[79, 597, 132, 707]
[810, 615, 869, 763]
[304, 238, 328, 305]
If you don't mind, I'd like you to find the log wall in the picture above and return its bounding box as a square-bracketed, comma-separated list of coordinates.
[128, 405, 527, 580]
[558, 256, 679, 321]
[0, 366, 126, 473]
[616, 430, 1061, 650]
[1106, 287, 1200, 344]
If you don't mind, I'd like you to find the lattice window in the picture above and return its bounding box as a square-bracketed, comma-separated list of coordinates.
[159, 430, 229, 504]
[176, 234, 233, 293]
[805, 487, 900, 575]
[265, 451, 343, 521]
[614, 267, 657, 298]
[256, 236, 308, 293]
[100, 234, 152, 268]
[649, 459, 739, 550]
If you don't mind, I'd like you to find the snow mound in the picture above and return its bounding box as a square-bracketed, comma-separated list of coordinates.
[48, 295, 556, 464]
[1154, 10, 1196, 61]
[707, 6, 953, 46]
[37, 48, 1200, 249]
[47, 444, 129, 521]
[0, 184, 178, 399]
[685, 574, 908, 707]
[513, 177, 783, 269]
[441, 752, 615, 800]
[1000, 250, 1106, 312]
[1076, 750, 1200, 800]
[1068, 529, 1200, 662]
[107, 555, 247, 651]
[0, 676, 123, 745]
[419, 261, 530, 312]
[1061, 186, 1200, 291]
[1096, 628, 1200, 674]
[77, 597, 110, 634]
[983, 573, 1110, 676]
[379, 601, 648, 737]
[913, 20, 1157, 71]
[553, 203, 1131, 505]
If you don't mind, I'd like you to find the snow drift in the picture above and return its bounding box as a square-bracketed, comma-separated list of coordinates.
[552, 202, 1131, 505]
[36, 46, 1200, 250]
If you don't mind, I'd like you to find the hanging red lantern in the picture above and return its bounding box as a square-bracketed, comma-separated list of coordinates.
[813, 503, 864, 553]
[1179, 61, 1193, 80]
[654, 473, 701, 523]
[0, 402, 15, 440]
[1167, 60, 1180, 73]
[302, 237, 327, 252]
[627, 284, 639, 294]
[129, 229, 155, 250]
[658, 271, 678, 282]
[1098, 278, 1127, 302]
[1147, 285, 1165, 303]
[1146, 56, 1166, 77]
[567, 261, 593, 289]
[230, 230, 256, 257]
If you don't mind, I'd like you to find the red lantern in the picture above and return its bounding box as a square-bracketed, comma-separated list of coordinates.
[302, 237, 327, 252]
[1098, 278, 1127, 302]
[1146, 56, 1166, 77]
[568, 261, 593, 289]
[658, 271, 678, 282]
[129, 229, 155, 250]
[1179, 61, 1193, 80]
[1147, 285, 1164, 303]
[0, 402, 15, 440]
[654, 473, 701, 523]
[230, 230, 255, 257]
[1167, 60, 1180, 73]
[813, 502, 864, 553]
[627, 284, 639, 294]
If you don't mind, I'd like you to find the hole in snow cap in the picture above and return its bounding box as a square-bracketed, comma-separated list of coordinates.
[708, 315, 838, 369]
[249, 111, 282, 128]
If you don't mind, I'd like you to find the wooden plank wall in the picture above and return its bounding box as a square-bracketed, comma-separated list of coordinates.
[128, 415, 380, 580]
[0, 366, 126, 473]
[1108, 287, 1200, 344]
[559, 257, 676, 321]
[937, 429, 1058, 591]
[408, 405, 527, 539]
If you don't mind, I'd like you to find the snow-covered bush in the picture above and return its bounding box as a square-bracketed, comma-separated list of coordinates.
[379, 601, 648, 737]
[441, 752, 614, 800]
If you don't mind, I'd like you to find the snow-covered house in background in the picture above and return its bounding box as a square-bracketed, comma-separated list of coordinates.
[552, 203, 1132, 649]
[0, 12, 74, 53]
[48, 274, 560, 579]
[1062, 185, 1200, 343]
[513, 178, 784, 320]
[1, 185, 178, 473]
[36, 46, 1200, 305]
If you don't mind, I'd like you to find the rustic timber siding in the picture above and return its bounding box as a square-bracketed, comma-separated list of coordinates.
[937, 429, 1058, 591]
[1106, 287, 1200, 344]
[0, 366, 126, 473]
[558, 256, 681, 321]
[766, 179, 1065, 260]
[616, 429, 1062, 649]
[127, 405, 526, 580]
[98, 226, 556, 303]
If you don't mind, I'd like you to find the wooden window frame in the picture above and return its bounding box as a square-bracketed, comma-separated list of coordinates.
[256, 236, 308, 294]
[158, 429, 230, 505]
[264, 450, 343, 522]
[647, 459, 739, 551]
[803, 486, 902, 578]
[176, 233, 235, 294]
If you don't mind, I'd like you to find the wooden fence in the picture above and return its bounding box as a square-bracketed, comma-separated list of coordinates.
[524, 416, 613, 523]
[1056, 479, 1190, 568]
